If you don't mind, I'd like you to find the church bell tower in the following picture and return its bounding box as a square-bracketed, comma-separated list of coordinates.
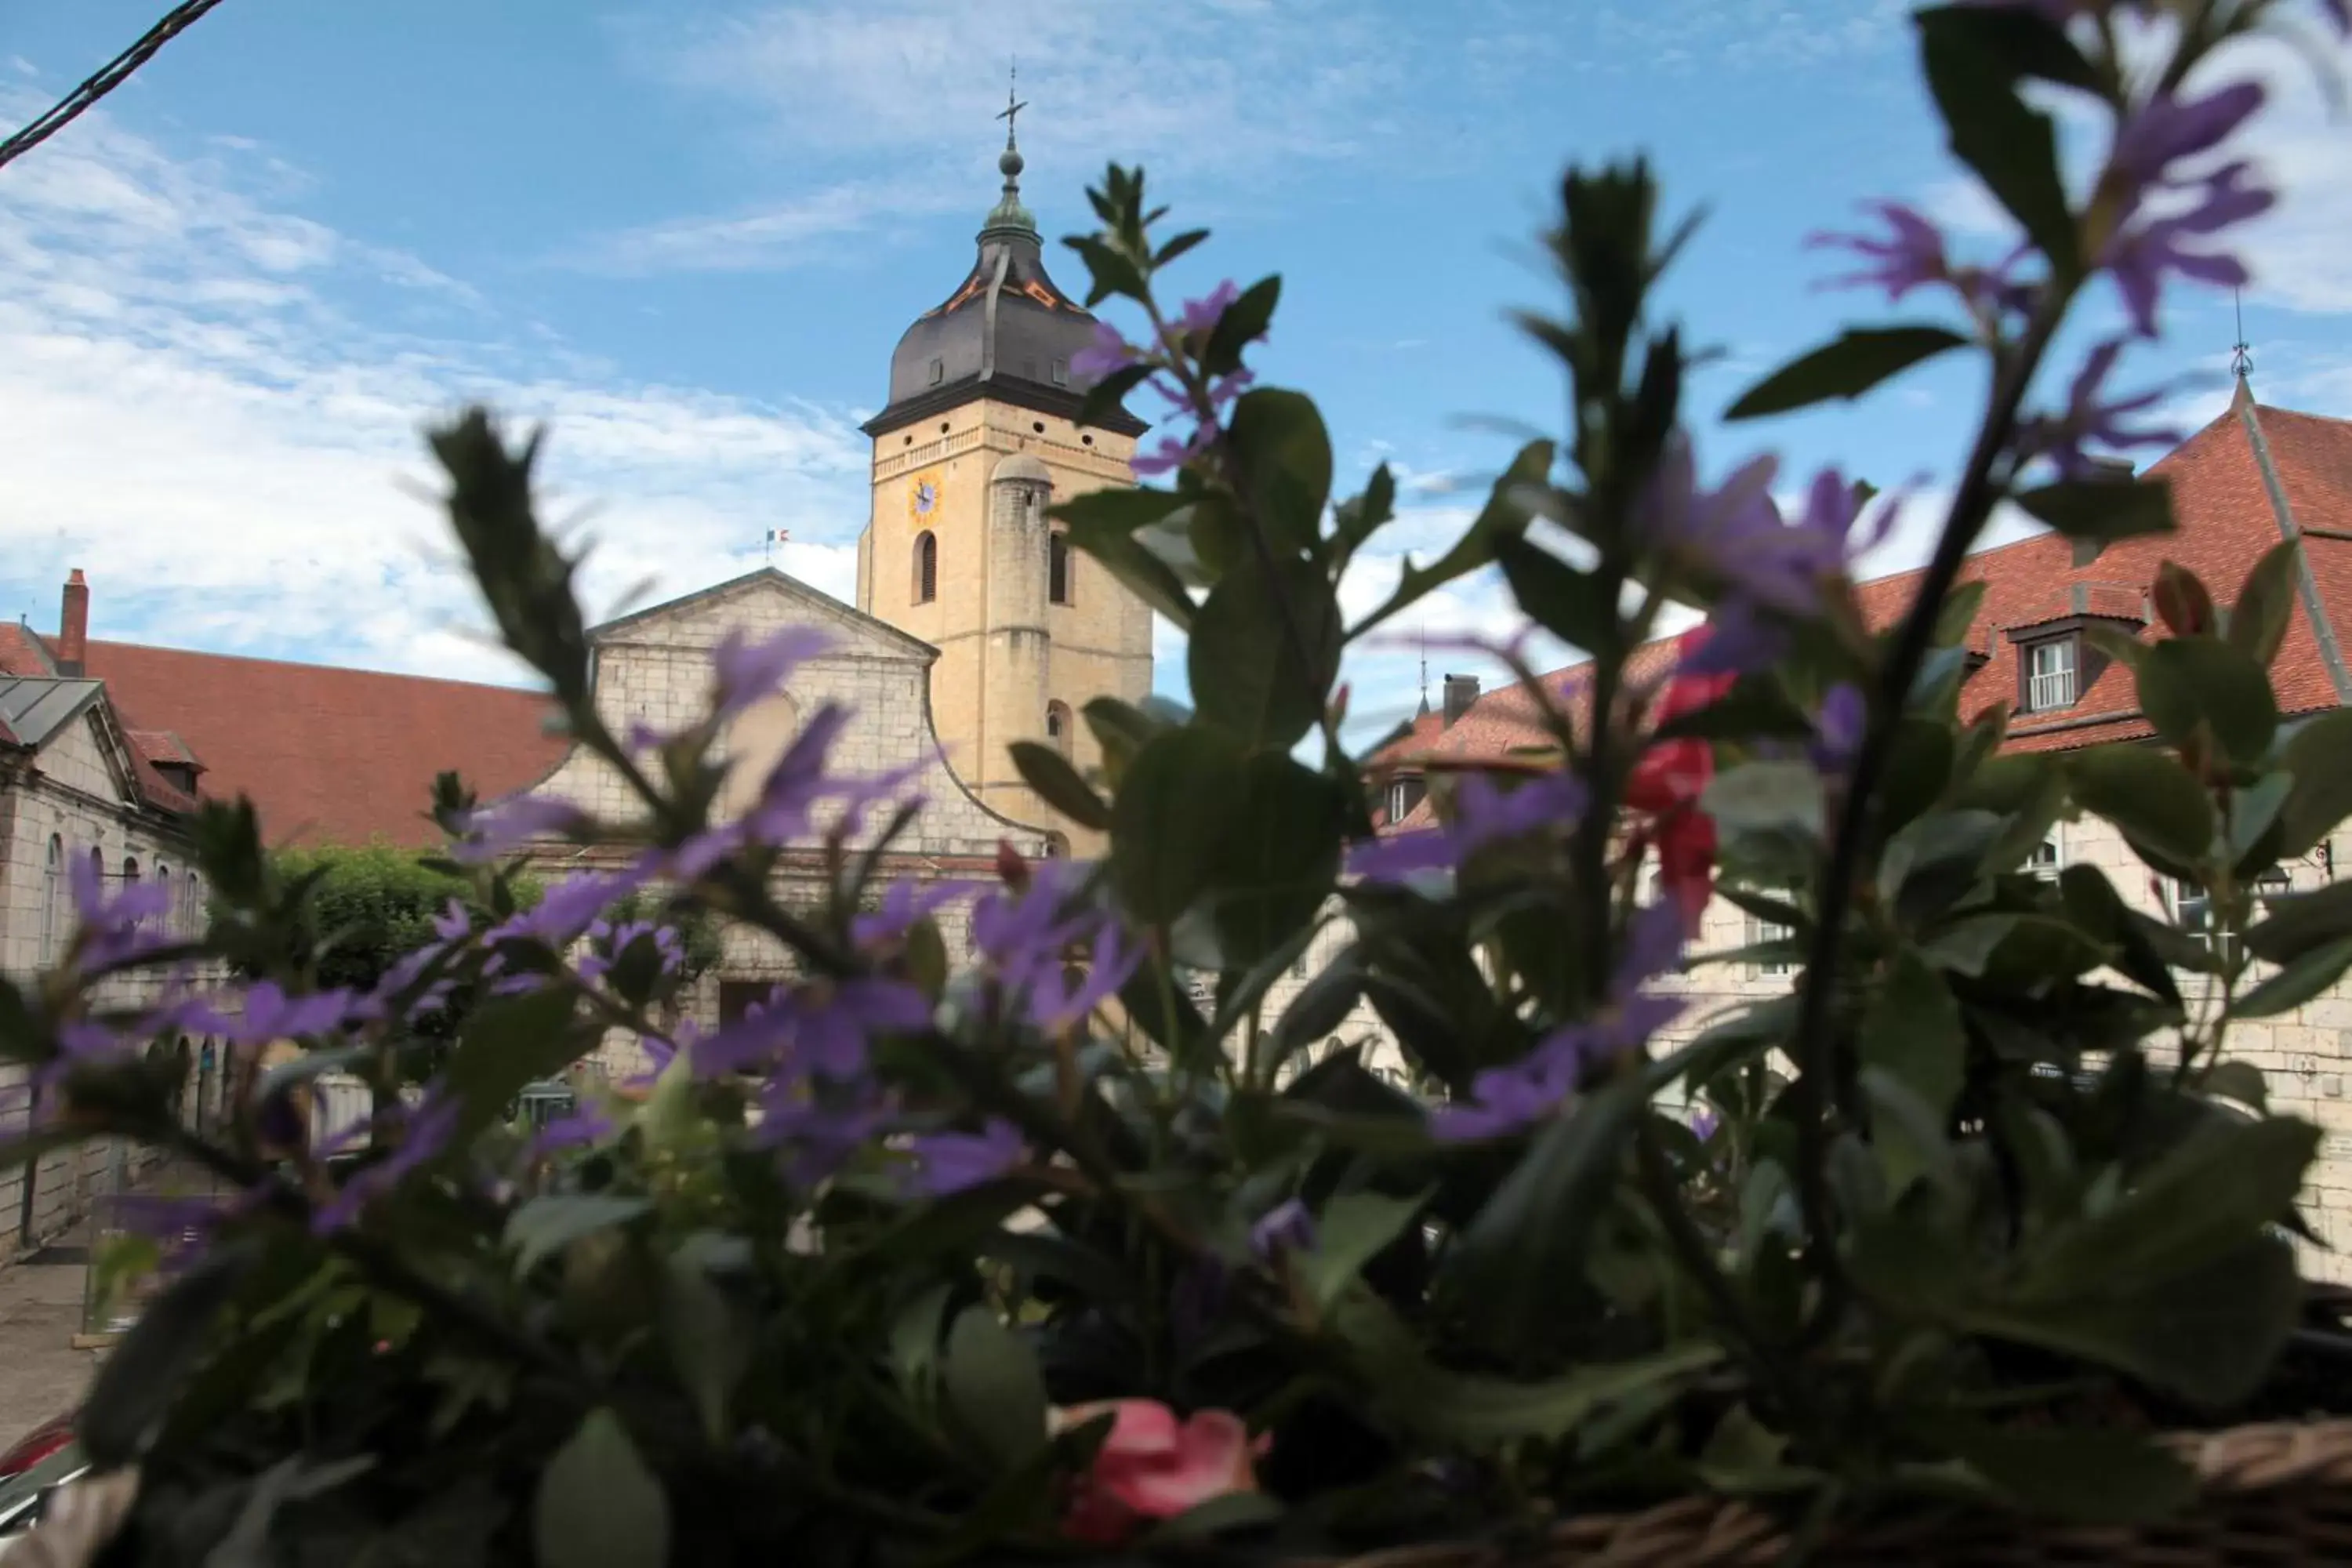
[854, 89, 1152, 855]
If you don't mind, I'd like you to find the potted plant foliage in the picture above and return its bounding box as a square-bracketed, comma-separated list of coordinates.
[9, 2, 2352, 1564]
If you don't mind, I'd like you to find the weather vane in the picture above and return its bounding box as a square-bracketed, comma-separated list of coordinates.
[2231, 286, 2254, 380]
[996, 61, 1025, 146]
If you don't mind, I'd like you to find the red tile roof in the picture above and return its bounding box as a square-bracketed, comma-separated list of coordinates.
[1374, 382, 2352, 800]
[0, 623, 566, 847]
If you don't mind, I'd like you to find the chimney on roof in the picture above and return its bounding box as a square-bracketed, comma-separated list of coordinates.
[1442, 673, 1479, 728]
[58, 569, 89, 677]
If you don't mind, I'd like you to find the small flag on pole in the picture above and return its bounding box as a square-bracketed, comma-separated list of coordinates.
[763, 528, 789, 562]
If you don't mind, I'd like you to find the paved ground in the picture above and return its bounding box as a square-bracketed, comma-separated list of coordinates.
[0, 1244, 96, 1454]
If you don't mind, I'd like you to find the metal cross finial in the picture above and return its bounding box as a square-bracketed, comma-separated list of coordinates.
[996, 64, 1025, 147]
[2231, 286, 2254, 380]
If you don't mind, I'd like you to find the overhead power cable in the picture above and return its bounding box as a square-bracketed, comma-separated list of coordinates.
[0, 0, 230, 176]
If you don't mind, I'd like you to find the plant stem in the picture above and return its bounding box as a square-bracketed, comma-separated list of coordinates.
[1635, 1123, 1823, 1446]
[1786, 296, 2067, 1345]
[156, 1121, 590, 1391]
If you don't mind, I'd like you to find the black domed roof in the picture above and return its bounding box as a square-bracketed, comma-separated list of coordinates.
[861, 129, 1149, 441]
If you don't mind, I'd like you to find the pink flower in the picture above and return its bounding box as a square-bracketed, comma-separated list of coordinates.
[1051, 1399, 1265, 1545]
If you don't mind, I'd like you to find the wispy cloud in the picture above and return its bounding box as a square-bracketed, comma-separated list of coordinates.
[578, 0, 1409, 273]
[0, 103, 870, 687]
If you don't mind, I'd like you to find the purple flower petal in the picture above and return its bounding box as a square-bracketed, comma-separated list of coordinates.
[906, 1117, 1025, 1196]
[712, 626, 832, 720]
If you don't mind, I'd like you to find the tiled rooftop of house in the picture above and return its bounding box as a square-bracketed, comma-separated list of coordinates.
[1370, 376, 2352, 829]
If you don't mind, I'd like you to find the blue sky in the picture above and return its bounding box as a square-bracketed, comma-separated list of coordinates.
[2, 0, 2347, 746]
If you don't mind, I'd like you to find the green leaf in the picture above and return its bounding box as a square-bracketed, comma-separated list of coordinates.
[1725, 325, 1969, 421]
[1862, 952, 1965, 1120]
[1271, 955, 1366, 1064]
[506, 1195, 652, 1276]
[1224, 388, 1334, 557]
[2013, 476, 2174, 543]
[2068, 746, 2215, 867]
[79, 1242, 255, 1468]
[1382, 1334, 1725, 1445]
[1188, 554, 1343, 750]
[1202, 755, 1348, 967]
[534, 1409, 669, 1568]
[1494, 534, 1617, 652]
[1922, 1421, 2194, 1525]
[1916, 7, 2078, 273]
[1351, 440, 1555, 638]
[1073, 361, 1152, 431]
[1109, 729, 1244, 923]
[445, 986, 593, 1142]
[2028, 1116, 2318, 1294]
[1295, 1189, 1429, 1312]
[942, 1304, 1048, 1467]
[2233, 935, 2352, 1019]
[1332, 463, 1397, 558]
[1047, 486, 1187, 537]
[1965, 1236, 2299, 1406]
[663, 1242, 753, 1447]
[1008, 742, 1111, 831]
[2246, 880, 2352, 965]
[2228, 539, 2300, 666]
[2280, 710, 2352, 858]
[1653, 678, 1816, 743]
[1700, 760, 1825, 840]
[1203, 275, 1279, 378]
[2136, 636, 2277, 765]
[1064, 517, 1197, 630]
[1152, 1493, 1286, 1541]
[2154, 561, 2216, 637]
[2201, 1059, 2269, 1110]
[1437, 1074, 1649, 1357]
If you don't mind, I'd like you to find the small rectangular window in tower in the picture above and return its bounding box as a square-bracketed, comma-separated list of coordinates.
[1051, 358, 1069, 387]
[927, 357, 945, 386]
[1049, 533, 1072, 605]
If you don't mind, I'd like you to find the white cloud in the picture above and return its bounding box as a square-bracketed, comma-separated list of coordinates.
[0, 106, 872, 688]
[579, 0, 1407, 272]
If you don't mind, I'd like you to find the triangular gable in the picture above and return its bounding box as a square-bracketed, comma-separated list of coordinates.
[589, 567, 939, 665]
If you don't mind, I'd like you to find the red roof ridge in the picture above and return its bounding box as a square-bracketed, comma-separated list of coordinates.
[82, 635, 554, 700]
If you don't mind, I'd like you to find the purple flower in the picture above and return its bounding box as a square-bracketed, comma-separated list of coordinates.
[1071, 321, 1138, 382]
[1348, 771, 1588, 882]
[2012, 339, 2180, 479]
[1812, 683, 1867, 773]
[757, 1074, 894, 1189]
[693, 978, 931, 1082]
[2111, 82, 2264, 198]
[1433, 902, 1688, 1142]
[905, 1117, 1025, 1196]
[1808, 202, 2037, 320]
[66, 854, 174, 971]
[1691, 1106, 1720, 1143]
[524, 1102, 616, 1160]
[492, 869, 648, 952]
[969, 863, 1142, 1032]
[311, 1094, 460, 1235]
[186, 980, 359, 1047]
[452, 794, 590, 865]
[1172, 280, 1243, 342]
[1249, 1198, 1317, 1263]
[711, 626, 831, 721]
[853, 879, 978, 949]
[2103, 160, 2273, 338]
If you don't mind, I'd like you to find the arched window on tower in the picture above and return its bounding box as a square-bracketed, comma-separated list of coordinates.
[122, 856, 140, 925]
[156, 862, 171, 933]
[39, 836, 62, 965]
[1049, 533, 1073, 605]
[913, 531, 938, 604]
[1046, 700, 1073, 758]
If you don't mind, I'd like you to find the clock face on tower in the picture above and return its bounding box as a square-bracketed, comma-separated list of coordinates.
[907, 477, 939, 523]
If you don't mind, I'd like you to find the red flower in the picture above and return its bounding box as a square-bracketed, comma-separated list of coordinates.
[1629, 628, 1731, 934]
[1654, 808, 1718, 931]
[1052, 1399, 1265, 1545]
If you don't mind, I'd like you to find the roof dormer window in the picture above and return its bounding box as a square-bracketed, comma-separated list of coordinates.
[2024, 637, 2078, 713]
